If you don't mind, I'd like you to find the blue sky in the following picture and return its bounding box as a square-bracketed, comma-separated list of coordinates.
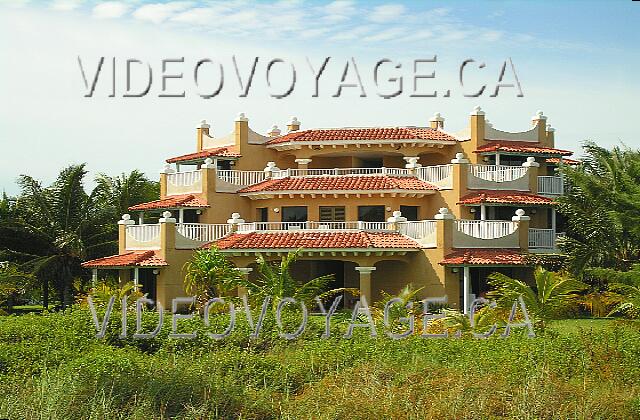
[0, 0, 639, 194]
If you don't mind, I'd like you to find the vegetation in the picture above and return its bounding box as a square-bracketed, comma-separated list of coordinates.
[0, 164, 158, 311]
[488, 267, 587, 332]
[182, 248, 244, 302]
[0, 307, 638, 419]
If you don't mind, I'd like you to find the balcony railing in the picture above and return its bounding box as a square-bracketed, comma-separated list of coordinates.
[455, 220, 517, 239]
[468, 165, 528, 182]
[166, 170, 202, 195]
[237, 221, 394, 232]
[537, 176, 564, 195]
[216, 170, 267, 187]
[528, 229, 565, 250]
[176, 223, 230, 243]
[125, 224, 161, 250]
[416, 165, 453, 189]
[271, 167, 412, 178]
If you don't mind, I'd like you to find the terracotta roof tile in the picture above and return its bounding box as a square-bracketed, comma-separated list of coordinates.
[546, 157, 580, 165]
[458, 190, 554, 206]
[475, 141, 572, 156]
[208, 231, 420, 250]
[129, 194, 208, 211]
[82, 251, 168, 268]
[440, 249, 528, 266]
[267, 127, 457, 145]
[166, 146, 240, 163]
[238, 175, 438, 193]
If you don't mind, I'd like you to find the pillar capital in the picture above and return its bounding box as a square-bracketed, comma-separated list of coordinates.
[355, 266, 376, 274]
[295, 158, 312, 165]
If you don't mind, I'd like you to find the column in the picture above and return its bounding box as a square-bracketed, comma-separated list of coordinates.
[178, 209, 185, 224]
[463, 266, 471, 314]
[117, 214, 135, 254]
[355, 266, 376, 304]
[495, 153, 500, 166]
[92, 269, 98, 287]
[133, 267, 140, 288]
[480, 204, 486, 221]
[236, 267, 253, 298]
[295, 158, 312, 175]
[512, 209, 531, 251]
[138, 212, 144, 225]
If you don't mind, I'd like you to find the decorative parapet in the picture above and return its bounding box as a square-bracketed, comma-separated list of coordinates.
[467, 164, 530, 191]
[452, 220, 520, 249]
[166, 170, 203, 195]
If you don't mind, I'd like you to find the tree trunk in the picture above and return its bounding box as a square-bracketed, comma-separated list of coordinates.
[62, 263, 73, 309]
[42, 276, 49, 310]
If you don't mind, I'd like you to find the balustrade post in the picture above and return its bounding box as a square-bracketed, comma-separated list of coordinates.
[118, 214, 135, 254]
[227, 213, 245, 233]
[451, 153, 469, 211]
[159, 164, 174, 199]
[387, 210, 407, 231]
[512, 209, 530, 251]
[295, 158, 312, 176]
[201, 157, 217, 194]
[434, 208, 454, 252]
[159, 211, 177, 256]
[522, 157, 540, 193]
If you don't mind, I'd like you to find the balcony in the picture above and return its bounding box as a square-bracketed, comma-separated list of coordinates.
[537, 176, 564, 196]
[528, 228, 565, 251]
[214, 165, 454, 192]
[166, 170, 202, 195]
[467, 164, 530, 191]
[453, 220, 520, 248]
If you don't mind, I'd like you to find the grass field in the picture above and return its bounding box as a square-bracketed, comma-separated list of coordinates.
[0, 309, 639, 419]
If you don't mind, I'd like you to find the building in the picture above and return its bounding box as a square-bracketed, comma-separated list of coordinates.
[82, 107, 576, 313]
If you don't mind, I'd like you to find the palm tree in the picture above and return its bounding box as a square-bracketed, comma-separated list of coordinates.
[487, 267, 586, 332]
[0, 263, 33, 313]
[247, 250, 355, 310]
[183, 248, 244, 300]
[0, 165, 112, 308]
[586, 265, 640, 318]
[556, 141, 640, 274]
[93, 170, 159, 219]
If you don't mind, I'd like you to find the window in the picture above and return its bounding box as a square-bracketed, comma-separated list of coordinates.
[400, 206, 419, 221]
[320, 206, 346, 222]
[256, 207, 268, 222]
[182, 209, 199, 223]
[217, 160, 231, 170]
[360, 158, 383, 168]
[281, 206, 308, 223]
[358, 205, 385, 222]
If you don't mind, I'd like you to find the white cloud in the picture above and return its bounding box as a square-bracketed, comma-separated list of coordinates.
[329, 24, 375, 41]
[367, 4, 405, 23]
[50, 0, 83, 11]
[92, 1, 130, 19]
[132, 2, 193, 24]
[323, 0, 356, 22]
[362, 27, 405, 42]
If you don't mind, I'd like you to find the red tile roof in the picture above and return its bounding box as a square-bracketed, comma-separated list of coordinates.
[238, 175, 438, 193]
[82, 251, 168, 268]
[166, 146, 240, 163]
[208, 231, 420, 250]
[546, 157, 580, 165]
[458, 190, 554, 206]
[267, 127, 457, 145]
[129, 194, 208, 211]
[475, 141, 572, 156]
[440, 249, 528, 266]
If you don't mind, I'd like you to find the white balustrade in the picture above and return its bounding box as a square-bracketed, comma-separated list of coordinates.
[455, 220, 517, 239]
[236, 220, 394, 232]
[416, 165, 453, 188]
[126, 224, 160, 242]
[271, 167, 412, 178]
[216, 170, 267, 187]
[469, 165, 528, 182]
[176, 223, 230, 242]
[166, 170, 202, 194]
[537, 176, 564, 195]
[399, 220, 437, 240]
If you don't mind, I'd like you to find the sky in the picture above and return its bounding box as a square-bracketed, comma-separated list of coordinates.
[1, 0, 639, 195]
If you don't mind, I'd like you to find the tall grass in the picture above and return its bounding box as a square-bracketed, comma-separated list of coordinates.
[0, 309, 639, 419]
